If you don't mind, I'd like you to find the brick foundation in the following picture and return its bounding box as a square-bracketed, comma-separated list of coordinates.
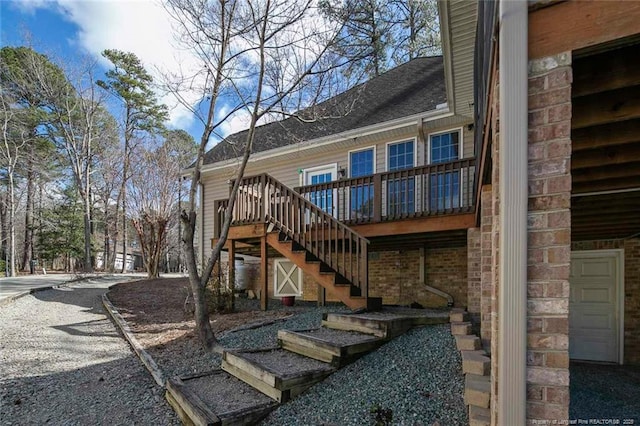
[368, 247, 468, 307]
[467, 228, 481, 318]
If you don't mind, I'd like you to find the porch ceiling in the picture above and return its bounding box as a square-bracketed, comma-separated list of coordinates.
[571, 42, 640, 241]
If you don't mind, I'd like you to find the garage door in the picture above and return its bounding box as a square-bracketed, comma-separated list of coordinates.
[569, 251, 621, 363]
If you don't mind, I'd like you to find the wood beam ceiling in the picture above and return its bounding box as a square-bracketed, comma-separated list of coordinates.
[570, 42, 640, 241]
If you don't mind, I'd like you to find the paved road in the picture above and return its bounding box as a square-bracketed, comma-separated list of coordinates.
[0, 276, 179, 425]
[0, 274, 77, 303]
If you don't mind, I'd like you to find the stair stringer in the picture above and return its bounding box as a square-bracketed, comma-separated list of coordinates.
[265, 232, 368, 310]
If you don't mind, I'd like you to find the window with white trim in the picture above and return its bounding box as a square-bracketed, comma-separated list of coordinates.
[429, 130, 461, 211]
[387, 140, 415, 215]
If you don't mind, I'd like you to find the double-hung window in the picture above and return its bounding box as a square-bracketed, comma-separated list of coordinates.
[349, 148, 375, 220]
[429, 131, 461, 211]
[387, 140, 415, 216]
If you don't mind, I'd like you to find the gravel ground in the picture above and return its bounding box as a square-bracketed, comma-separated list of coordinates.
[0, 277, 179, 425]
[261, 324, 467, 426]
[570, 362, 640, 422]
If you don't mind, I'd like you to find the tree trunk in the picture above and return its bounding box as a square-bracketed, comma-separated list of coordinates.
[183, 213, 220, 351]
[21, 149, 34, 272]
[8, 172, 16, 277]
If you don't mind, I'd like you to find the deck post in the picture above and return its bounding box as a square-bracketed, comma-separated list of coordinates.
[260, 235, 268, 311]
[317, 285, 326, 307]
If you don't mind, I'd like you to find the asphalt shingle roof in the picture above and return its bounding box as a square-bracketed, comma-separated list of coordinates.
[204, 56, 445, 165]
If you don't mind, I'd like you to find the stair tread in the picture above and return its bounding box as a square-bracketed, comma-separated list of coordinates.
[280, 327, 381, 347]
[224, 348, 335, 382]
[166, 370, 277, 426]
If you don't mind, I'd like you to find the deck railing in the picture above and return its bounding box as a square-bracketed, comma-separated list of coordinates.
[294, 158, 476, 224]
[216, 174, 369, 298]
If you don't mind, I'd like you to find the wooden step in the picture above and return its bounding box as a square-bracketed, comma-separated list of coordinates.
[278, 328, 383, 367]
[464, 373, 491, 408]
[221, 348, 335, 403]
[322, 312, 414, 339]
[461, 350, 491, 376]
[449, 310, 470, 323]
[469, 405, 491, 426]
[455, 334, 481, 351]
[165, 370, 278, 426]
[450, 321, 472, 335]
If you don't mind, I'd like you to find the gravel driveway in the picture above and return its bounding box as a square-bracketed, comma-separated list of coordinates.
[0, 277, 178, 425]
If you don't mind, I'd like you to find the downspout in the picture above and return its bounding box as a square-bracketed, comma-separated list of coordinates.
[419, 247, 454, 307]
[498, 0, 528, 425]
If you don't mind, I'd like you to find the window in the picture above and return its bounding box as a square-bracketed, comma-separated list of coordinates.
[429, 130, 461, 211]
[430, 131, 460, 164]
[349, 148, 374, 220]
[387, 140, 415, 216]
[388, 140, 414, 171]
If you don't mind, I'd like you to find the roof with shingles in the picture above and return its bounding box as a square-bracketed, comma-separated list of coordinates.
[203, 56, 446, 165]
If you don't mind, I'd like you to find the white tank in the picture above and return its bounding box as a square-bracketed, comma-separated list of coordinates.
[234, 258, 249, 290]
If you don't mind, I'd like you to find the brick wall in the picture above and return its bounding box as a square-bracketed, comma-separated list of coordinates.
[571, 238, 640, 365]
[625, 239, 640, 364]
[467, 228, 481, 318]
[481, 185, 494, 351]
[423, 246, 468, 307]
[244, 245, 470, 308]
[525, 52, 572, 422]
[338, 247, 468, 307]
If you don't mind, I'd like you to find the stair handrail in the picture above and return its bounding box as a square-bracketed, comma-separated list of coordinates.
[230, 173, 369, 297]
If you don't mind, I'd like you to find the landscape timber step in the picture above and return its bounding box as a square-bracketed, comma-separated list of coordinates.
[464, 373, 491, 408]
[322, 309, 449, 339]
[450, 321, 472, 335]
[221, 348, 335, 403]
[277, 328, 384, 367]
[165, 370, 278, 426]
[449, 309, 470, 323]
[461, 350, 491, 376]
[455, 334, 481, 351]
[469, 404, 491, 426]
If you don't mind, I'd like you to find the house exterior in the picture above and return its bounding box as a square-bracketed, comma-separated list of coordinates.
[470, 0, 640, 424]
[197, 2, 478, 310]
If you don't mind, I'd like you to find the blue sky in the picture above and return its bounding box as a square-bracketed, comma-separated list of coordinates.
[0, 0, 251, 144]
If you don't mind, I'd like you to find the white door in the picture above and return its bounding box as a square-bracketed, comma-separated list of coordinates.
[569, 251, 622, 363]
[303, 164, 337, 216]
[273, 259, 302, 297]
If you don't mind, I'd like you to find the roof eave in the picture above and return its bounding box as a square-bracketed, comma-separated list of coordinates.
[199, 107, 453, 174]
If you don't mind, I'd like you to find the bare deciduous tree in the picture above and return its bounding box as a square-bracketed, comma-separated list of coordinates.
[39, 59, 109, 273]
[128, 130, 196, 279]
[164, 0, 343, 351]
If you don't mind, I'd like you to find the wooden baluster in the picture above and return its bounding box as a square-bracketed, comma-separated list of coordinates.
[373, 173, 382, 223]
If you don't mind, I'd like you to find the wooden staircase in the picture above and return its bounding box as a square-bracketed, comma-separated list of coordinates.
[221, 173, 382, 311]
[166, 309, 450, 425]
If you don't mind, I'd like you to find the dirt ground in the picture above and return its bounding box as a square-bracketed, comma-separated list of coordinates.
[107, 278, 294, 376]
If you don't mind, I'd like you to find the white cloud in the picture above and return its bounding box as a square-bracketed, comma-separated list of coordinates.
[12, 0, 201, 130]
[10, 0, 339, 140]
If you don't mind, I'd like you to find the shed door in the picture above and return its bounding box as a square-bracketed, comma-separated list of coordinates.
[569, 251, 621, 363]
[273, 259, 302, 297]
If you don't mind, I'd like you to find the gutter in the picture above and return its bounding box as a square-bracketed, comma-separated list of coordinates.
[497, 1, 528, 424]
[194, 108, 453, 174]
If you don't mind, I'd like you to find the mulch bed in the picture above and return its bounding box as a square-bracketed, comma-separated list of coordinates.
[107, 278, 293, 376]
